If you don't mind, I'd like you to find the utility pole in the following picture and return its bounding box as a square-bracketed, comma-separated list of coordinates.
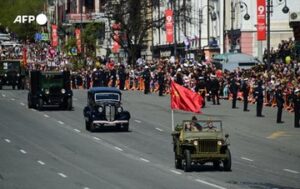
[266, 0, 271, 71]
[173, 0, 177, 58]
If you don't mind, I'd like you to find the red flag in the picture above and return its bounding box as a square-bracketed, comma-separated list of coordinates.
[170, 81, 203, 113]
[165, 9, 174, 43]
[257, 0, 266, 41]
[51, 24, 58, 47]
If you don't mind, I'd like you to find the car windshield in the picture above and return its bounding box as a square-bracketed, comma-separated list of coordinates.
[40, 73, 64, 89]
[183, 121, 222, 132]
[95, 93, 120, 102]
[0, 61, 20, 71]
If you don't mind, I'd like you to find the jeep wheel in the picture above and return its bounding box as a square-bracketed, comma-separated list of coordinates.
[175, 154, 182, 169]
[85, 121, 91, 131]
[37, 98, 43, 111]
[183, 149, 192, 172]
[223, 149, 232, 171]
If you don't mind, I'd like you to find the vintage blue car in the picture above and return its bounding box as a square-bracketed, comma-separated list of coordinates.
[83, 87, 130, 132]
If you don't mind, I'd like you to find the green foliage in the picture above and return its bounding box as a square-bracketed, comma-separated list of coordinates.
[0, 0, 44, 40]
[82, 22, 105, 58]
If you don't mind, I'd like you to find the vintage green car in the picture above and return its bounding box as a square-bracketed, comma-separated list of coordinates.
[172, 120, 231, 172]
[0, 60, 25, 90]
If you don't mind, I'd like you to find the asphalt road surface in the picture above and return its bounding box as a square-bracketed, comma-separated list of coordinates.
[0, 88, 299, 189]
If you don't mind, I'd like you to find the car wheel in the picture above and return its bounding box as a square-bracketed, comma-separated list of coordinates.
[85, 120, 91, 131]
[28, 94, 33, 109]
[175, 154, 182, 169]
[213, 161, 220, 170]
[12, 85, 15, 90]
[223, 149, 232, 171]
[121, 123, 129, 132]
[183, 149, 192, 172]
[66, 98, 72, 110]
[0, 85, 2, 90]
[89, 123, 96, 132]
[37, 98, 43, 111]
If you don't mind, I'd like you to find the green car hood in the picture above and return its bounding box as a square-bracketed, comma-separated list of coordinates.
[183, 132, 223, 140]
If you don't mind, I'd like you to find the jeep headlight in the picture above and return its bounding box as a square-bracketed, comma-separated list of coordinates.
[217, 141, 223, 146]
[98, 106, 103, 113]
[45, 89, 50, 95]
[193, 141, 198, 146]
[61, 89, 66, 94]
[117, 107, 123, 113]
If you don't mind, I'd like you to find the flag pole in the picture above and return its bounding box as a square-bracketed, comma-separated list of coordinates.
[171, 109, 174, 132]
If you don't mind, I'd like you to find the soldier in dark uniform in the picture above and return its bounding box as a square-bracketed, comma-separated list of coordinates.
[85, 71, 91, 89]
[142, 66, 151, 94]
[205, 74, 212, 102]
[92, 67, 102, 87]
[229, 76, 239, 109]
[103, 67, 110, 87]
[275, 85, 284, 123]
[175, 69, 184, 85]
[118, 64, 126, 90]
[210, 75, 220, 105]
[292, 89, 300, 128]
[157, 68, 165, 96]
[254, 80, 264, 117]
[110, 66, 117, 87]
[241, 78, 250, 111]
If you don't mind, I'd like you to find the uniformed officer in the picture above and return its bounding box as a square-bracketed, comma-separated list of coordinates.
[275, 85, 285, 123]
[196, 76, 206, 108]
[210, 74, 220, 105]
[229, 76, 239, 109]
[293, 89, 300, 128]
[118, 64, 126, 90]
[157, 68, 165, 96]
[92, 66, 102, 87]
[142, 66, 151, 94]
[241, 78, 250, 111]
[110, 66, 117, 87]
[254, 80, 264, 117]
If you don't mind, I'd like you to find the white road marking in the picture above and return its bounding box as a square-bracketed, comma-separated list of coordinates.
[20, 102, 25, 106]
[58, 121, 64, 125]
[31, 109, 37, 112]
[4, 139, 11, 143]
[241, 157, 254, 162]
[93, 137, 101, 141]
[170, 170, 182, 175]
[37, 160, 45, 165]
[114, 146, 123, 152]
[155, 127, 163, 132]
[195, 179, 227, 189]
[2, 94, 6, 97]
[134, 120, 141, 123]
[44, 114, 49, 118]
[283, 169, 299, 174]
[11, 98, 15, 101]
[58, 173, 67, 178]
[83, 187, 90, 189]
[74, 129, 81, 133]
[139, 158, 150, 163]
[73, 98, 78, 101]
[20, 149, 27, 154]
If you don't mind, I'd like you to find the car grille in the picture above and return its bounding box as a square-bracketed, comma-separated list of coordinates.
[105, 105, 115, 121]
[198, 140, 217, 152]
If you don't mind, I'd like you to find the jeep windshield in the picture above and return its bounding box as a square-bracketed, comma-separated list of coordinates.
[95, 93, 120, 102]
[40, 73, 64, 89]
[182, 121, 222, 132]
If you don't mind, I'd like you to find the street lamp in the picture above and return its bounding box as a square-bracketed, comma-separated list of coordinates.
[230, 1, 250, 52]
[266, 0, 289, 71]
[199, 5, 217, 50]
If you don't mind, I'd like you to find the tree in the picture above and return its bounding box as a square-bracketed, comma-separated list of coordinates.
[0, 0, 44, 40]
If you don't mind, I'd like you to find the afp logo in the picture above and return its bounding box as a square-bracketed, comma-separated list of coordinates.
[13, 13, 48, 25]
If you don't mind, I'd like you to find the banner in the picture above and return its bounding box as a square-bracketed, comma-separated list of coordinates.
[75, 28, 81, 53]
[257, 0, 266, 41]
[51, 24, 58, 47]
[170, 81, 203, 113]
[165, 9, 174, 43]
[111, 23, 120, 53]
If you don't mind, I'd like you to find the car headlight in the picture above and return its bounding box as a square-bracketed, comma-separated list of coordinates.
[4, 74, 7, 77]
[17, 73, 20, 77]
[117, 107, 123, 113]
[217, 141, 223, 146]
[45, 89, 50, 95]
[61, 89, 66, 94]
[193, 141, 198, 146]
[98, 106, 103, 113]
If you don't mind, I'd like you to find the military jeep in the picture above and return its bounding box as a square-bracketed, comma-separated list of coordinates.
[83, 87, 131, 132]
[0, 60, 25, 90]
[27, 70, 73, 110]
[172, 120, 231, 172]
